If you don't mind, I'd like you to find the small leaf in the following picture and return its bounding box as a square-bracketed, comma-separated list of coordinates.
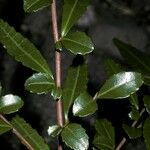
[93, 119, 115, 150]
[47, 125, 62, 138]
[123, 124, 142, 139]
[104, 59, 122, 77]
[143, 95, 150, 114]
[61, 0, 90, 36]
[11, 115, 49, 150]
[0, 94, 24, 114]
[63, 64, 88, 122]
[73, 92, 97, 117]
[0, 19, 53, 77]
[144, 75, 150, 86]
[128, 107, 140, 120]
[59, 32, 94, 55]
[0, 119, 12, 135]
[113, 38, 150, 74]
[51, 87, 62, 100]
[25, 73, 55, 94]
[24, 0, 51, 13]
[129, 93, 139, 110]
[143, 117, 150, 150]
[96, 72, 143, 99]
[61, 123, 89, 150]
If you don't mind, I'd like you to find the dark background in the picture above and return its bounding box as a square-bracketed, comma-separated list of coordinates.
[0, 0, 150, 149]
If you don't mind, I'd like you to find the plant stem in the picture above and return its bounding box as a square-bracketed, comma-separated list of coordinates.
[51, 0, 64, 150]
[116, 108, 145, 150]
[0, 114, 34, 150]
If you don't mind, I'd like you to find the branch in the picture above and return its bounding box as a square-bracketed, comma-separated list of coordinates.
[116, 108, 145, 150]
[0, 114, 34, 150]
[51, 0, 64, 150]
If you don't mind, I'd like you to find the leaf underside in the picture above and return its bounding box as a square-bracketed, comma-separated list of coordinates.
[0, 119, 12, 135]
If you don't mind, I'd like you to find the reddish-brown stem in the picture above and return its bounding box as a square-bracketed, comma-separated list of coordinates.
[0, 114, 34, 150]
[51, 0, 64, 150]
[116, 108, 145, 150]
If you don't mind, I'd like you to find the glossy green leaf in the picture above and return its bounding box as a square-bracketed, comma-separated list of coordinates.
[143, 95, 150, 114]
[0, 19, 52, 77]
[63, 65, 88, 122]
[51, 87, 62, 100]
[24, 0, 51, 13]
[0, 119, 12, 135]
[123, 124, 142, 139]
[96, 72, 143, 99]
[144, 75, 150, 86]
[128, 107, 140, 121]
[0, 94, 24, 114]
[104, 59, 122, 77]
[143, 117, 150, 150]
[61, 123, 89, 150]
[25, 73, 55, 94]
[73, 92, 97, 117]
[47, 125, 62, 138]
[11, 115, 49, 150]
[113, 38, 150, 74]
[93, 119, 115, 150]
[59, 32, 94, 55]
[129, 93, 139, 110]
[61, 0, 90, 36]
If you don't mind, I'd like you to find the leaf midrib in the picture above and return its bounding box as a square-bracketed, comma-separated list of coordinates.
[0, 24, 50, 75]
[62, 0, 78, 36]
[123, 46, 150, 72]
[62, 37, 91, 49]
[98, 76, 138, 98]
[13, 118, 43, 149]
[65, 125, 87, 149]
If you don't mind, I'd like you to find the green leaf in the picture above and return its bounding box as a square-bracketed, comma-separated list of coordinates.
[104, 59, 122, 77]
[129, 93, 139, 110]
[96, 72, 143, 99]
[113, 38, 150, 74]
[51, 87, 62, 100]
[0, 94, 24, 114]
[93, 119, 115, 150]
[0, 19, 52, 77]
[0, 119, 12, 135]
[143, 117, 150, 150]
[11, 115, 49, 150]
[61, 0, 90, 36]
[25, 73, 55, 94]
[24, 0, 51, 13]
[47, 125, 62, 138]
[63, 64, 88, 122]
[143, 95, 150, 114]
[144, 75, 150, 86]
[128, 107, 140, 121]
[123, 124, 142, 139]
[59, 32, 94, 55]
[61, 123, 89, 150]
[73, 92, 97, 117]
